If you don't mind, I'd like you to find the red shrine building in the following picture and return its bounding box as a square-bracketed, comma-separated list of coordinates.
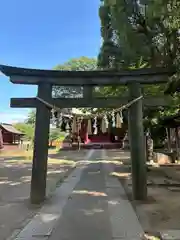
[56, 108, 129, 148]
[78, 118, 128, 144]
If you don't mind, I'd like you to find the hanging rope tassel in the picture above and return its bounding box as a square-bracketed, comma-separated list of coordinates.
[93, 117, 98, 135]
[55, 112, 61, 128]
[36, 95, 143, 123]
[112, 112, 116, 128]
[87, 119, 92, 135]
[51, 109, 56, 125]
[77, 117, 82, 134]
[65, 121, 70, 132]
[101, 117, 107, 133]
[120, 110, 123, 123]
[116, 112, 122, 128]
[104, 115, 109, 129]
[72, 117, 77, 133]
[59, 113, 63, 127]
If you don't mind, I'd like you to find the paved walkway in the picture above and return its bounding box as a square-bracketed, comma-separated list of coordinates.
[13, 149, 144, 240]
[0, 150, 88, 240]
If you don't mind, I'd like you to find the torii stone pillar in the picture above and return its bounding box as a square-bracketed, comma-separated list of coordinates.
[128, 83, 147, 200]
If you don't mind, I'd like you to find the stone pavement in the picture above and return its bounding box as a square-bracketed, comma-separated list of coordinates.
[13, 149, 145, 240]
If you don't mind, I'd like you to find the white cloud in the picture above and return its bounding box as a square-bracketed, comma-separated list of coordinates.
[0, 112, 27, 124]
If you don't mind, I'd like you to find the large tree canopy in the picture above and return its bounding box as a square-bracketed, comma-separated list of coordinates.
[26, 110, 36, 125]
[53, 57, 97, 98]
[98, 0, 180, 103]
[97, 0, 180, 143]
[98, 0, 180, 71]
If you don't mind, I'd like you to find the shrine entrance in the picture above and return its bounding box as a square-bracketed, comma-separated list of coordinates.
[53, 97, 129, 149]
[0, 65, 173, 204]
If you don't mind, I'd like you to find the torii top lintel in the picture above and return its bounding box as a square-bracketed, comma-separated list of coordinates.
[0, 64, 175, 86]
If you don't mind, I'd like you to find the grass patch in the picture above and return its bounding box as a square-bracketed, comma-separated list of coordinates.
[5, 158, 76, 166]
[0, 150, 33, 158]
[0, 148, 59, 158]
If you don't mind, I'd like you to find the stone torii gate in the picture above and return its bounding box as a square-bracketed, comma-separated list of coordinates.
[0, 65, 173, 204]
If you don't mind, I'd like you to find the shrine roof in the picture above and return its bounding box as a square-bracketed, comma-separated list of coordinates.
[0, 123, 24, 135]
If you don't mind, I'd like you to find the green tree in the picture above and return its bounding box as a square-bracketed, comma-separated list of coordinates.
[26, 110, 36, 125]
[97, 0, 180, 144]
[98, 0, 180, 70]
[14, 123, 34, 142]
[53, 57, 97, 98]
[98, 0, 180, 101]
[49, 129, 66, 146]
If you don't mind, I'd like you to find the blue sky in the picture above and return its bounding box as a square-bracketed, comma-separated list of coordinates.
[0, 0, 101, 123]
